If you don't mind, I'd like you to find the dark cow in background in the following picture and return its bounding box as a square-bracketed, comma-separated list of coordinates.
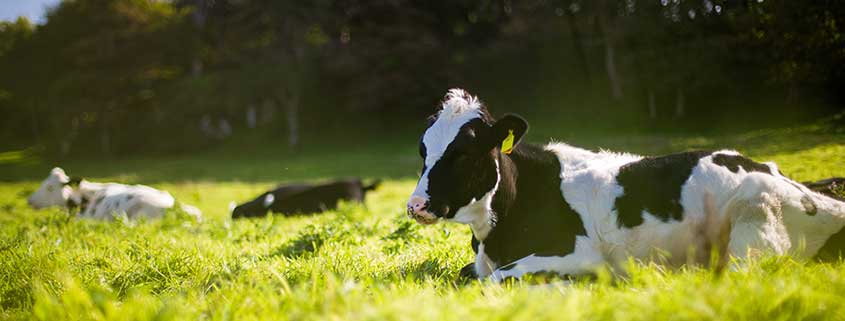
[231, 179, 380, 218]
[804, 177, 845, 201]
[407, 88, 845, 282]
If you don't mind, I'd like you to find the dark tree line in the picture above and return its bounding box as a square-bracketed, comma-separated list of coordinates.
[0, 0, 842, 156]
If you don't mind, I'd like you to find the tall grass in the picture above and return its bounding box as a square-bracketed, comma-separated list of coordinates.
[1, 120, 844, 320]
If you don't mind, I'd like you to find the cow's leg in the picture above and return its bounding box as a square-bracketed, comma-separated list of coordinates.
[726, 174, 845, 260]
[725, 175, 800, 259]
[725, 192, 791, 259]
[489, 236, 603, 282]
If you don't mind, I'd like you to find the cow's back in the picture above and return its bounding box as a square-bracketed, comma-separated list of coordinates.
[80, 183, 175, 219]
[556, 149, 764, 267]
[269, 180, 365, 215]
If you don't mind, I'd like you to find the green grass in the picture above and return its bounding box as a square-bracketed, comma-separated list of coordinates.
[1, 118, 845, 321]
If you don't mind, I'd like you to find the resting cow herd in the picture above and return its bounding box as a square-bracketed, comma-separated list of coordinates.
[25, 88, 845, 282]
[28, 168, 378, 221]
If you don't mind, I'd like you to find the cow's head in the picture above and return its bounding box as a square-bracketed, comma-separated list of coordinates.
[28, 167, 79, 209]
[407, 89, 527, 225]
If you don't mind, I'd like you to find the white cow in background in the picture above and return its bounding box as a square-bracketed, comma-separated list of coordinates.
[27, 167, 202, 221]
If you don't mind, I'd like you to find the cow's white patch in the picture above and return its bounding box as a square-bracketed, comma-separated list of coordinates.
[474, 242, 497, 277]
[545, 143, 641, 173]
[76, 181, 176, 220]
[411, 89, 484, 200]
[28, 168, 201, 221]
[713, 149, 741, 156]
[450, 160, 500, 240]
[263, 193, 275, 208]
[28, 167, 73, 209]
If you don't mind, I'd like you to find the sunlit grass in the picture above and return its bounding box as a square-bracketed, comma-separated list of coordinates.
[1, 122, 844, 320]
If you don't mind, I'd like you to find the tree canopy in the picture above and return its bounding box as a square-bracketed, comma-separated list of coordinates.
[1, 0, 842, 156]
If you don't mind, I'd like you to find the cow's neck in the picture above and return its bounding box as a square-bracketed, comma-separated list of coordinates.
[453, 164, 500, 240]
[464, 143, 561, 239]
[67, 180, 104, 210]
[479, 143, 575, 265]
[492, 142, 563, 216]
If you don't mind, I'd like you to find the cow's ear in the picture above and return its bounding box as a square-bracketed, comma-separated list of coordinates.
[488, 114, 529, 153]
[65, 177, 82, 187]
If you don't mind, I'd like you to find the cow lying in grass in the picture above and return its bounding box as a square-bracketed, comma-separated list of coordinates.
[231, 179, 380, 218]
[28, 167, 202, 221]
[407, 88, 845, 282]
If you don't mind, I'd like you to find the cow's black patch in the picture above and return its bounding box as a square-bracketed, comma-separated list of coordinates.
[457, 262, 478, 281]
[69, 196, 90, 214]
[711, 154, 773, 175]
[498, 261, 517, 271]
[66, 198, 79, 212]
[614, 151, 712, 228]
[814, 226, 845, 261]
[481, 144, 588, 267]
[64, 176, 83, 187]
[800, 196, 818, 216]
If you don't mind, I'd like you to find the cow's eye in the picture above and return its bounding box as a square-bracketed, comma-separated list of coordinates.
[46, 186, 54, 192]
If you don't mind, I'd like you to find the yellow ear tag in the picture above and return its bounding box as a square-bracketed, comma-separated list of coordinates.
[501, 130, 515, 154]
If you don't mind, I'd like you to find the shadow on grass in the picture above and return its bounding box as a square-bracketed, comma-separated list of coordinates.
[389, 258, 454, 281]
[266, 223, 351, 259]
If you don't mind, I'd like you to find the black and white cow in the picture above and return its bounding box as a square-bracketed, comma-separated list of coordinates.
[28, 167, 202, 220]
[407, 88, 845, 282]
[230, 179, 380, 218]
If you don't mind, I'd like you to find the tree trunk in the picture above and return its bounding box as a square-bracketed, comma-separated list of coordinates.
[30, 102, 40, 143]
[192, 0, 205, 77]
[597, 0, 623, 100]
[246, 104, 257, 129]
[674, 87, 685, 118]
[101, 120, 111, 156]
[648, 89, 657, 119]
[566, 11, 591, 83]
[285, 91, 300, 149]
[604, 43, 623, 99]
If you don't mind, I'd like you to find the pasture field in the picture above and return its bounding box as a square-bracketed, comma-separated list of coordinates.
[2, 118, 845, 321]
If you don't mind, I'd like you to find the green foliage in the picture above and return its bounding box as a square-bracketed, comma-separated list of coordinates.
[2, 0, 843, 155]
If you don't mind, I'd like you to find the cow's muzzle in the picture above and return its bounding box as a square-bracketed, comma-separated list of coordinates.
[407, 196, 438, 225]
